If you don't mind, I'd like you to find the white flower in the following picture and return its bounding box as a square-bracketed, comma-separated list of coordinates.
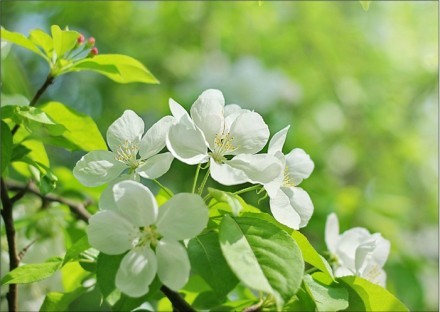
[263, 126, 314, 229]
[73, 110, 174, 187]
[325, 213, 391, 286]
[166, 89, 282, 186]
[88, 180, 209, 297]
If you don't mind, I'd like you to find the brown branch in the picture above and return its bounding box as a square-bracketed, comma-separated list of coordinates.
[11, 74, 54, 135]
[5, 180, 91, 223]
[160, 285, 195, 312]
[1, 178, 19, 312]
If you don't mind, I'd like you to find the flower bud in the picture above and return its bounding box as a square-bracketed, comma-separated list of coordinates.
[88, 47, 98, 58]
[77, 34, 85, 44]
[86, 37, 95, 47]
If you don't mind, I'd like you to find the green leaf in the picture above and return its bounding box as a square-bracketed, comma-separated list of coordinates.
[303, 274, 348, 311]
[10, 105, 66, 136]
[71, 54, 159, 84]
[10, 144, 32, 162]
[1, 257, 63, 285]
[208, 188, 243, 216]
[63, 235, 91, 265]
[359, 1, 371, 11]
[1, 121, 12, 174]
[40, 288, 86, 312]
[40, 101, 107, 151]
[1, 27, 46, 59]
[291, 230, 334, 279]
[29, 29, 53, 54]
[51, 25, 80, 59]
[219, 215, 304, 309]
[188, 231, 239, 300]
[339, 276, 409, 311]
[96, 253, 125, 304]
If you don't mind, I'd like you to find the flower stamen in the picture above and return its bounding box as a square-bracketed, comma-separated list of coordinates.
[115, 140, 140, 168]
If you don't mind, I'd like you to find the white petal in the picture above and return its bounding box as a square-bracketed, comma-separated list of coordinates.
[166, 122, 209, 165]
[115, 248, 157, 297]
[269, 190, 301, 229]
[136, 152, 174, 179]
[229, 111, 269, 155]
[73, 151, 127, 187]
[263, 152, 286, 198]
[283, 187, 314, 228]
[268, 126, 290, 155]
[334, 266, 354, 278]
[156, 238, 190, 291]
[285, 148, 314, 185]
[224, 104, 242, 116]
[190, 89, 225, 149]
[139, 116, 175, 159]
[112, 181, 158, 227]
[210, 160, 249, 186]
[336, 228, 371, 270]
[169, 98, 189, 121]
[226, 154, 284, 184]
[106, 110, 144, 152]
[355, 241, 376, 273]
[156, 193, 208, 240]
[371, 235, 390, 268]
[325, 213, 340, 254]
[87, 210, 136, 255]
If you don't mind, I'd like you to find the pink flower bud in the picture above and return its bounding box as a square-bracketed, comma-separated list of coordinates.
[87, 37, 96, 47]
[77, 34, 85, 44]
[88, 47, 98, 57]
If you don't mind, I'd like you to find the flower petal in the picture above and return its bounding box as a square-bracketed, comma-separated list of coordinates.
[285, 148, 314, 185]
[335, 227, 371, 270]
[210, 160, 249, 186]
[224, 104, 242, 116]
[268, 125, 290, 155]
[282, 187, 314, 228]
[325, 213, 340, 254]
[115, 248, 157, 297]
[229, 111, 269, 155]
[156, 238, 190, 291]
[98, 173, 140, 211]
[87, 210, 136, 255]
[226, 154, 284, 184]
[269, 189, 301, 229]
[371, 234, 390, 268]
[136, 152, 174, 179]
[169, 98, 190, 121]
[73, 151, 127, 187]
[156, 193, 208, 240]
[112, 181, 158, 227]
[166, 122, 209, 165]
[190, 89, 225, 148]
[139, 116, 175, 159]
[106, 110, 144, 152]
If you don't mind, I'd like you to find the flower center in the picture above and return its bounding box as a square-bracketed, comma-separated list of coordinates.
[134, 225, 161, 248]
[210, 133, 237, 163]
[282, 166, 296, 187]
[115, 140, 140, 168]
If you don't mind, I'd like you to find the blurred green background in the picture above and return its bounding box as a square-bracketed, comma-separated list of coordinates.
[1, 1, 438, 311]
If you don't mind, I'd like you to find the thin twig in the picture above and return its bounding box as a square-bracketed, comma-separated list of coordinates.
[160, 285, 195, 312]
[17, 237, 39, 262]
[5, 180, 91, 223]
[0, 178, 19, 312]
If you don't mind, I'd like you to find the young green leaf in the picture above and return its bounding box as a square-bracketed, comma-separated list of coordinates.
[1, 121, 12, 174]
[339, 276, 409, 311]
[1, 257, 63, 285]
[292, 230, 334, 279]
[40, 288, 87, 312]
[1, 27, 46, 59]
[71, 54, 159, 84]
[96, 253, 125, 304]
[29, 29, 54, 54]
[303, 274, 349, 312]
[188, 231, 239, 300]
[219, 215, 304, 309]
[40, 101, 107, 151]
[208, 188, 244, 216]
[51, 25, 80, 60]
[63, 235, 92, 265]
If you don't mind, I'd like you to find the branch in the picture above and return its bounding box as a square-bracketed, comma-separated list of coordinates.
[5, 180, 91, 223]
[160, 285, 195, 312]
[11, 74, 54, 135]
[1, 178, 19, 312]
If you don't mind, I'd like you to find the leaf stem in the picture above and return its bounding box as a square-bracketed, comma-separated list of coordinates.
[153, 179, 173, 198]
[160, 285, 195, 312]
[191, 163, 202, 193]
[197, 167, 210, 196]
[11, 73, 54, 135]
[233, 185, 262, 195]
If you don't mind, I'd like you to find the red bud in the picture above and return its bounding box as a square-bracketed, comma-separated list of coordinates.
[89, 47, 98, 57]
[77, 34, 85, 44]
[87, 37, 96, 47]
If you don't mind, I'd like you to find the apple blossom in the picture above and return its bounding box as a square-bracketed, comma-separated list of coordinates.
[73, 110, 174, 187]
[88, 180, 209, 297]
[325, 213, 391, 286]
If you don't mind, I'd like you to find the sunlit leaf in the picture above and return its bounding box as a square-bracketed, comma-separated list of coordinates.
[208, 188, 243, 216]
[303, 274, 349, 311]
[219, 214, 303, 309]
[359, 1, 371, 11]
[29, 29, 54, 54]
[63, 235, 91, 265]
[51, 25, 80, 59]
[40, 288, 86, 312]
[1, 121, 12, 174]
[1, 257, 63, 285]
[1, 27, 46, 59]
[71, 54, 159, 84]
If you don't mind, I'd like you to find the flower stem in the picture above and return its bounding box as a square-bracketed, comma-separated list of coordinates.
[197, 167, 210, 196]
[153, 179, 173, 198]
[233, 185, 262, 195]
[192, 164, 202, 193]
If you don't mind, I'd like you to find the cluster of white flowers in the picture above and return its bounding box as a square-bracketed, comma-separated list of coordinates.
[73, 89, 390, 297]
